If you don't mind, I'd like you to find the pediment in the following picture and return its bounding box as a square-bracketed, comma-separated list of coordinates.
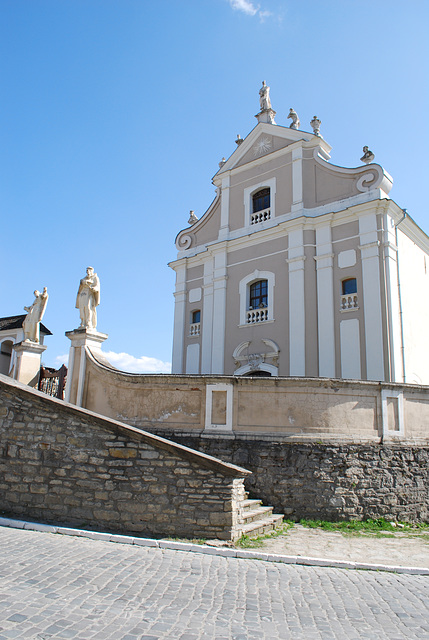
[215, 123, 313, 177]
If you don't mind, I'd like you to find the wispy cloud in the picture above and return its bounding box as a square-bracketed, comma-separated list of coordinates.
[227, 0, 276, 22]
[229, 0, 259, 16]
[54, 351, 171, 374]
[258, 10, 273, 21]
[102, 351, 171, 374]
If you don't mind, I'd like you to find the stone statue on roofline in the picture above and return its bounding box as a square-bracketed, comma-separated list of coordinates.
[288, 108, 300, 130]
[188, 210, 198, 225]
[259, 81, 272, 111]
[23, 287, 49, 343]
[256, 82, 276, 124]
[310, 115, 322, 137]
[360, 146, 375, 164]
[76, 266, 100, 330]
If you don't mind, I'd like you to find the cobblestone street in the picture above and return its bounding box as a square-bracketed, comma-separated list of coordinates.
[0, 526, 428, 640]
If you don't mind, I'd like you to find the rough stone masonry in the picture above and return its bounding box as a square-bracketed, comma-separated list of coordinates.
[152, 432, 429, 522]
[0, 374, 250, 540]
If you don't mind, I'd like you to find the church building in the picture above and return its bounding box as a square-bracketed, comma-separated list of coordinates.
[169, 84, 429, 384]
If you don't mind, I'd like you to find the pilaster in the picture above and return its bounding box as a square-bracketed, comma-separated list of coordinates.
[218, 177, 230, 240]
[171, 262, 187, 374]
[287, 228, 306, 376]
[65, 328, 108, 406]
[291, 147, 303, 213]
[314, 224, 336, 377]
[359, 213, 385, 381]
[201, 259, 214, 373]
[211, 245, 228, 373]
[12, 341, 47, 387]
[383, 214, 404, 382]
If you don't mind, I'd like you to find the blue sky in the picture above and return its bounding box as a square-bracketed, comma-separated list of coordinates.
[1, 0, 428, 372]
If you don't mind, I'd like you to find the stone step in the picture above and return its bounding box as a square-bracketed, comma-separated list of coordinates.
[240, 514, 284, 538]
[241, 498, 263, 512]
[242, 505, 274, 524]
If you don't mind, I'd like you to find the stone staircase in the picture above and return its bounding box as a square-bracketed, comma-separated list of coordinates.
[239, 494, 284, 538]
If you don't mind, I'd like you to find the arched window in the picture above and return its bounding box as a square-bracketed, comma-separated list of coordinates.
[249, 280, 268, 309]
[239, 271, 275, 325]
[341, 278, 358, 310]
[243, 370, 272, 377]
[0, 340, 13, 375]
[244, 178, 276, 227]
[251, 188, 271, 225]
[252, 188, 270, 213]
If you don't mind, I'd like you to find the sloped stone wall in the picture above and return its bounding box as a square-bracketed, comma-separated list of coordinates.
[0, 376, 250, 540]
[147, 433, 429, 523]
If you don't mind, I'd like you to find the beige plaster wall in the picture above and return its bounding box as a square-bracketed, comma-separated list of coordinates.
[228, 154, 293, 231]
[233, 133, 295, 169]
[331, 220, 365, 378]
[224, 237, 289, 375]
[78, 355, 429, 443]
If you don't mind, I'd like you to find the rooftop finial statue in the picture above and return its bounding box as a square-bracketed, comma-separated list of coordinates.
[360, 146, 375, 164]
[310, 115, 321, 137]
[288, 108, 300, 130]
[76, 266, 100, 330]
[23, 287, 48, 343]
[259, 81, 272, 111]
[188, 210, 198, 225]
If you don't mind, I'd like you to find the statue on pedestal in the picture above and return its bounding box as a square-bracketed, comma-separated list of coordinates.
[76, 267, 100, 330]
[259, 81, 272, 111]
[23, 287, 49, 343]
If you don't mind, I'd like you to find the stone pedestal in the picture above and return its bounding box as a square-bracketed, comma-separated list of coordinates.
[255, 108, 276, 125]
[65, 328, 108, 406]
[12, 341, 47, 387]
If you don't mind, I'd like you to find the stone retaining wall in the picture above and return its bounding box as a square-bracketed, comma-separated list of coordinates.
[147, 432, 429, 523]
[0, 375, 250, 540]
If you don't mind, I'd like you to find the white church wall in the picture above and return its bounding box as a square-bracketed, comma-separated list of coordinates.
[397, 226, 429, 385]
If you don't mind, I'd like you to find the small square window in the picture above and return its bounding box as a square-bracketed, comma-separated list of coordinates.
[341, 278, 358, 311]
[342, 278, 357, 295]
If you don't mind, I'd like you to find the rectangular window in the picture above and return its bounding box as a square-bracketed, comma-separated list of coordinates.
[249, 280, 268, 309]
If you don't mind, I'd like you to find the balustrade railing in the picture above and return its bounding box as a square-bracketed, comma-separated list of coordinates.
[246, 307, 269, 324]
[190, 322, 201, 336]
[250, 208, 271, 225]
[341, 294, 358, 310]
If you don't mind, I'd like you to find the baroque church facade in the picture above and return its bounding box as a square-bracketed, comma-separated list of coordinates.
[170, 84, 429, 384]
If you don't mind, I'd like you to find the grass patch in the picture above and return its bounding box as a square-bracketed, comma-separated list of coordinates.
[298, 518, 429, 536]
[235, 521, 293, 548]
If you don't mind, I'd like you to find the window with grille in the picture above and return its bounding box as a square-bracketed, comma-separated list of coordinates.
[252, 188, 270, 213]
[249, 280, 268, 309]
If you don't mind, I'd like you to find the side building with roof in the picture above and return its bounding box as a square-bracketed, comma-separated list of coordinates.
[169, 86, 429, 384]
